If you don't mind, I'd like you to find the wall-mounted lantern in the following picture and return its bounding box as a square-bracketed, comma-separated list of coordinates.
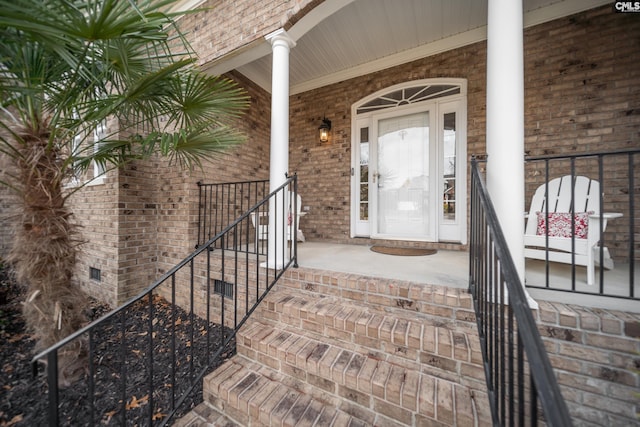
[318, 116, 331, 142]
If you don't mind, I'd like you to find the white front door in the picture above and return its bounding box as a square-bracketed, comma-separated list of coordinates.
[351, 80, 467, 243]
[372, 110, 434, 239]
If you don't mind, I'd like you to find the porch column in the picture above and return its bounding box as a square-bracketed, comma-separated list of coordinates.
[486, 0, 537, 308]
[265, 29, 296, 269]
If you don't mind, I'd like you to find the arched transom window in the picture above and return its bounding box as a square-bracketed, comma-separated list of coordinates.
[356, 84, 461, 115]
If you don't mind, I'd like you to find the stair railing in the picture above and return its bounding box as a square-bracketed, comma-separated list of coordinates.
[31, 175, 298, 426]
[196, 179, 269, 249]
[469, 158, 573, 426]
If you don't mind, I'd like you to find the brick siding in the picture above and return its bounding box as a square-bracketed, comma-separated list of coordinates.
[0, 152, 17, 263]
[179, 0, 319, 67]
[536, 301, 640, 426]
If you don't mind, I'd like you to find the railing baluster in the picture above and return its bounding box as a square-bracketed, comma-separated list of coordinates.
[544, 159, 550, 288]
[120, 309, 127, 426]
[517, 333, 524, 426]
[206, 247, 211, 365]
[47, 352, 59, 426]
[189, 259, 195, 382]
[171, 274, 176, 411]
[570, 159, 577, 289]
[598, 154, 605, 294]
[499, 274, 506, 423]
[233, 227, 238, 329]
[147, 291, 154, 426]
[629, 152, 636, 298]
[507, 304, 516, 426]
[530, 374, 538, 427]
[197, 182, 203, 247]
[89, 329, 95, 425]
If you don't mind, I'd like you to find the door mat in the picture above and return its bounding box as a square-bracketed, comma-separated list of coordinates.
[370, 246, 437, 256]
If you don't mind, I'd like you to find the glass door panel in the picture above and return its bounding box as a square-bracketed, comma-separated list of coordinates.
[442, 112, 456, 222]
[353, 123, 370, 236]
[375, 112, 430, 238]
[359, 128, 369, 221]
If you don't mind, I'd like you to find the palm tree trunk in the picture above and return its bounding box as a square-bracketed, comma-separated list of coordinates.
[9, 132, 89, 386]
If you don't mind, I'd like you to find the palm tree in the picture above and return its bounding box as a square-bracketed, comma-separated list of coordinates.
[0, 0, 248, 383]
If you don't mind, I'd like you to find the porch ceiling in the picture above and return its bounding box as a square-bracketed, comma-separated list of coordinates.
[202, 0, 609, 95]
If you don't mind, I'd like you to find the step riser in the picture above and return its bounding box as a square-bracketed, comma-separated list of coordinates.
[205, 358, 370, 426]
[238, 318, 483, 380]
[235, 320, 488, 421]
[281, 270, 476, 324]
[207, 356, 492, 427]
[255, 291, 482, 366]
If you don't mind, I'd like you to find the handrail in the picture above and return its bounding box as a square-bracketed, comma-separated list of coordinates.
[31, 175, 298, 426]
[525, 148, 640, 161]
[469, 158, 573, 426]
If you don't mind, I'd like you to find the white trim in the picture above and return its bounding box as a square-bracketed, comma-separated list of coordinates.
[168, 0, 206, 14]
[524, 0, 611, 28]
[86, 175, 106, 186]
[287, 0, 358, 41]
[354, 79, 468, 113]
[202, 40, 272, 78]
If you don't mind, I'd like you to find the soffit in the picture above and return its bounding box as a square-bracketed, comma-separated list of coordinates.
[203, 0, 610, 95]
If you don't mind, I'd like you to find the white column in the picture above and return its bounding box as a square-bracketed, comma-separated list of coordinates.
[264, 29, 295, 269]
[486, 0, 537, 308]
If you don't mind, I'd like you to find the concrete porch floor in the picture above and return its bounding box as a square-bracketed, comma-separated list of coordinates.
[295, 241, 640, 313]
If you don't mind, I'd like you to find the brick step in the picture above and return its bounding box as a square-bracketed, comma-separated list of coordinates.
[235, 319, 490, 426]
[256, 287, 481, 367]
[203, 356, 371, 426]
[281, 268, 476, 324]
[173, 402, 240, 427]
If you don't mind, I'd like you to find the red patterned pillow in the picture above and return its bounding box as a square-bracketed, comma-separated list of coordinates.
[536, 212, 592, 239]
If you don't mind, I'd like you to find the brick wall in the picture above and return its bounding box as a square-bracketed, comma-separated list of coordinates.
[0, 151, 17, 262]
[178, 0, 318, 67]
[69, 172, 120, 305]
[116, 159, 161, 303]
[536, 301, 640, 426]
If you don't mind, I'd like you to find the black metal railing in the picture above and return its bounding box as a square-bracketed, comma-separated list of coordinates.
[196, 179, 269, 249]
[31, 176, 299, 426]
[469, 158, 573, 426]
[524, 149, 639, 299]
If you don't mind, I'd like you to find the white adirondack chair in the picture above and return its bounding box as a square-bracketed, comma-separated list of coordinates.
[524, 175, 622, 285]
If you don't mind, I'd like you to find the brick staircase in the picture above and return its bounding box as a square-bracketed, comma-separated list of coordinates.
[176, 268, 491, 426]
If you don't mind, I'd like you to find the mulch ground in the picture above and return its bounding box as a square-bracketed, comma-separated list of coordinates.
[0, 266, 235, 426]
